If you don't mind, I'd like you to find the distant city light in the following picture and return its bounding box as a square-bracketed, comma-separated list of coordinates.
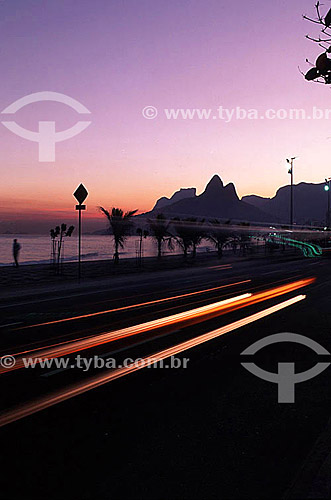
[325, 185, 330, 192]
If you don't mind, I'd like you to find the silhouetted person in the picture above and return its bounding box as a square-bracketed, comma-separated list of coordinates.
[13, 239, 21, 267]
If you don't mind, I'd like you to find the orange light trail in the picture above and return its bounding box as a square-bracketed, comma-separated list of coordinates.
[17, 279, 249, 329]
[0, 293, 251, 373]
[208, 265, 232, 270]
[0, 277, 314, 375]
[0, 294, 306, 428]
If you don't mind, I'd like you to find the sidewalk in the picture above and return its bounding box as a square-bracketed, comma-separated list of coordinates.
[0, 248, 304, 303]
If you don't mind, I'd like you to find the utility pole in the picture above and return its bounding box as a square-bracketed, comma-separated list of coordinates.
[286, 157, 297, 228]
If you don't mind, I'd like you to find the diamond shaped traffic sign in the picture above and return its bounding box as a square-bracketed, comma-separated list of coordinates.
[73, 183, 88, 204]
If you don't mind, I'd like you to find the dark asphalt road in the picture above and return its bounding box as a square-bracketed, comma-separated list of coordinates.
[0, 255, 330, 499]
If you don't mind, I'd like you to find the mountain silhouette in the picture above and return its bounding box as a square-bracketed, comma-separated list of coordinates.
[142, 174, 272, 223]
[153, 187, 196, 210]
[243, 182, 328, 225]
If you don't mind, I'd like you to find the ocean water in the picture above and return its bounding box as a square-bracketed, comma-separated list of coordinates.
[0, 235, 214, 266]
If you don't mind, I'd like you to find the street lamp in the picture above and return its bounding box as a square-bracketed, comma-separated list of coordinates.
[324, 178, 331, 229]
[286, 157, 298, 227]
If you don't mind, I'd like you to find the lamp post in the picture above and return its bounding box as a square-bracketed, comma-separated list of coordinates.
[73, 183, 88, 280]
[286, 157, 297, 227]
[324, 178, 331, 229]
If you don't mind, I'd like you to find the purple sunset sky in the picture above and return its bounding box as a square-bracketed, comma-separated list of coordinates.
[0, 0, 330, 229]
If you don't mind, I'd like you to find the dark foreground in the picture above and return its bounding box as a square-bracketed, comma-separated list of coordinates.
[0, 254, 330, 499]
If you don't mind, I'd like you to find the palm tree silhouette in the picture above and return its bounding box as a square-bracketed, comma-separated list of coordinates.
[237, 222, 250, 256]
[100, 207, 137, 265]
[136, 227, 149, 266]
[148, 214, 172, 259]
[49, 224, 74, 272]
[187, 218, 205, 258]
[172, 217, 205, 258]
[207, 219, 232, 258]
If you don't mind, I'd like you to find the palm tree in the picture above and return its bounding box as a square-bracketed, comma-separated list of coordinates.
[49, 224, 74, 273]
[187, 218, 205, 258]
[207, 219, 232, 258]
[237, 222, 251, 256]
[99, 207, 137, 264]
[57, 224, 74, 267]
[136, 227, 149, 266]
[172, 217, 205, 258]
[50, 226, 60, 267]
[148, 214, 172, 259]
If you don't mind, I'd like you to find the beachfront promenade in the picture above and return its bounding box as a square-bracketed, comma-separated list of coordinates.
[0, 244, 300, 290]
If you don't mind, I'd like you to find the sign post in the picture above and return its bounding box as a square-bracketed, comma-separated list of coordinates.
[73, 183, 88, 280]
[324, 178, 331, 229]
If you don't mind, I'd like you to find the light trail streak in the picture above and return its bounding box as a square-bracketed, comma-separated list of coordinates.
[0, 294, 306, 428]
[208, 265, 232, 270]
[9, 280, 251, 357]
[1, 277, 314, 374]
[0, 293, 251, 373]
[17, 279, 248, 330]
